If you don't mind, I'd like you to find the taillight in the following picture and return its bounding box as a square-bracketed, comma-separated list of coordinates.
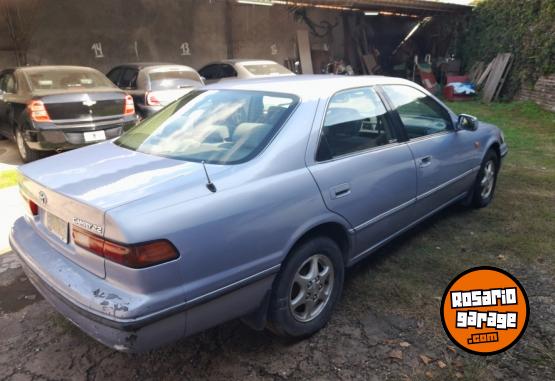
[124, 95, 135, 115]
[21, 192, 39, 216]
[29, 200, 39, 216]
[27, 100, 51, 122]
[72, 226, 178, 268]
[145, 91, 160, 106]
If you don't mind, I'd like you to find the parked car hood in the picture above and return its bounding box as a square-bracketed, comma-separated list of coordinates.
[19, 141, 227, 212]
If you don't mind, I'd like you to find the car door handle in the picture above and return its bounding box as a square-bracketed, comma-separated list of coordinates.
[330, 183, 351, 199]
[419, 155, 433, 168]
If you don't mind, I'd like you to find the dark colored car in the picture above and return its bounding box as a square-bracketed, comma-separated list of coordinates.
[106, 63, 204, 119]
[0, 66, 137, 162]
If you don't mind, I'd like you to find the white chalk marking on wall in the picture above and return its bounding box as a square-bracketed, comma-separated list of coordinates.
[271, 43, 278, 55]
[134, 41, 139, 59]
[180, 42, 191, 56]
[91, 42, 104, 58]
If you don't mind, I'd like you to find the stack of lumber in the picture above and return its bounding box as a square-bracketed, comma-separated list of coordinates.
[472, 53, 513, 102]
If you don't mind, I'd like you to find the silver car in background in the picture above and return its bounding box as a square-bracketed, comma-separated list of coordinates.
[198, 59, 294, 84]
[107, 63, 204, 119]
[10, 75, 507, 352]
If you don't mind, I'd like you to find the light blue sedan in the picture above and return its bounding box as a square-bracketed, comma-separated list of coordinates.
[10, 75, 507, 352]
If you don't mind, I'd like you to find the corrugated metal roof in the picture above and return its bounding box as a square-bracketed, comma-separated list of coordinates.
[283, 0, 472, 15]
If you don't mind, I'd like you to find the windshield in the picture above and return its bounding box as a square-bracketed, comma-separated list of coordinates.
[242, 63, 293, 76]
[25, 68, 115, 91]
[149, 70, 203, 90]
[115, 90, 299, 164]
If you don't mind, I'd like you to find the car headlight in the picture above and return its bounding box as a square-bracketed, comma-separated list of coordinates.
[499, 131, 505, 144]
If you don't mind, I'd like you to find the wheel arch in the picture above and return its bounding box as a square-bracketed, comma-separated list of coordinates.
[283, 217, 354, 267]
[487, 141, 501, 162]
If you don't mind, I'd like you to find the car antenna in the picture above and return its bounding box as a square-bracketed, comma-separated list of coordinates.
[201, 161, 217, 193]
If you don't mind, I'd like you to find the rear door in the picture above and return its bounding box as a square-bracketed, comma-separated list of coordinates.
[381, 84, 478, 214]
[307, 86, 417, 258]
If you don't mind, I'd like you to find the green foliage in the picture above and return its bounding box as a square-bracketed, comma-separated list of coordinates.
[460, 0, 555, 100]
[0, 170, 19, 189]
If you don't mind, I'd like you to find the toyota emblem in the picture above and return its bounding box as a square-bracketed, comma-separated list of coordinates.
[38, 191, 47, 206]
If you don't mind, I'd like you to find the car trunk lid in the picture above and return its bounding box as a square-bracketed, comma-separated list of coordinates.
[18, 141, 228, 277]
[34, 88, 126, 121]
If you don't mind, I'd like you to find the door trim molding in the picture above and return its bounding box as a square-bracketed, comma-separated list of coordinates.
[353, 165, 479, 233]
[417, 166, 479, 201]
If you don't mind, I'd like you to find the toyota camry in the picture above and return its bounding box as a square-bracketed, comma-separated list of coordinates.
[10, 75, 507, 352]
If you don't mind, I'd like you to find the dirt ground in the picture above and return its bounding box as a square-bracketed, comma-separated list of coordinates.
[0, 219, 554, 381]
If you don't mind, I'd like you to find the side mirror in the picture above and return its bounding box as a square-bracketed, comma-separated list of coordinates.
[457, 114, 478, 131]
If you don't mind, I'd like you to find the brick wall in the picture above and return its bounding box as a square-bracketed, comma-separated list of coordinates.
[518, 74, 555, 112]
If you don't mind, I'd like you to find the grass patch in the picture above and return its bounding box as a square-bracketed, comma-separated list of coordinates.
[344, 100, 555, 379]
[0, 169, 19, 189]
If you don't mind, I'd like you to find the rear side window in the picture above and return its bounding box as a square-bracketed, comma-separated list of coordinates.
[382, 85, 453, 138]
[317, 87, 395, 161]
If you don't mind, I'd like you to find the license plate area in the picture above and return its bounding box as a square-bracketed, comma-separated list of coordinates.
[45, 212, 69, 243]
[83, 130, 106, 142]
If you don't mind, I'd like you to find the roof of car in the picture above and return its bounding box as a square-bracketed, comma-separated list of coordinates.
[112, 62, 178, 69]
[203, 74, 422, 99]
[17, 65, 101, 72]
[201, 59, 280, 68]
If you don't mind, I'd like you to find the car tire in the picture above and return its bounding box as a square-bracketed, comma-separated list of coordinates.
[15, 127, 43, 163]
[267, 236, 344, 338]
[470, 149, 499, 208]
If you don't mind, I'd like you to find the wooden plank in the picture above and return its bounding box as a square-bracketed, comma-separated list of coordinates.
[469, 61, 484, 83]
[482, 53, 512, 102]
[477, 58, 495, 88]
[296, 30, 313, 75]
[492, 54, 513, 101]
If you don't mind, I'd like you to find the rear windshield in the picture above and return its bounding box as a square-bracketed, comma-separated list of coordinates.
[115, 90, 299, 164]
[241, 63, 293, 76]
[149, 70, 202, 90]
[25, 68, 115, 91]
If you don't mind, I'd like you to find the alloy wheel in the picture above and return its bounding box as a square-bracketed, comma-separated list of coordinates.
[480, 160, 495, 199]
[289, 254, 334, 322]
[15, 130, 27, 161]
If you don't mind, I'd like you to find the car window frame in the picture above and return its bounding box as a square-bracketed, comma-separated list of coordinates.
[314, 85, 403, 163]
[378, 84, 455, 142]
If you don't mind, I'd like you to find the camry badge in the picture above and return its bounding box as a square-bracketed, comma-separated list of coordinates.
[83, 99, 96, 107]
[38, 191, 47, 206]
[72, 217, 103, 235]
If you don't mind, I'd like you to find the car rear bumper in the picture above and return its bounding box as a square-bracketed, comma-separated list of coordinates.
[25, 117, 137, 151]
[9, 217, 275, 352]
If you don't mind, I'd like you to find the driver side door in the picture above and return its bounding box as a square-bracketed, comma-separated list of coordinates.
[381, 84, 479, 214]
